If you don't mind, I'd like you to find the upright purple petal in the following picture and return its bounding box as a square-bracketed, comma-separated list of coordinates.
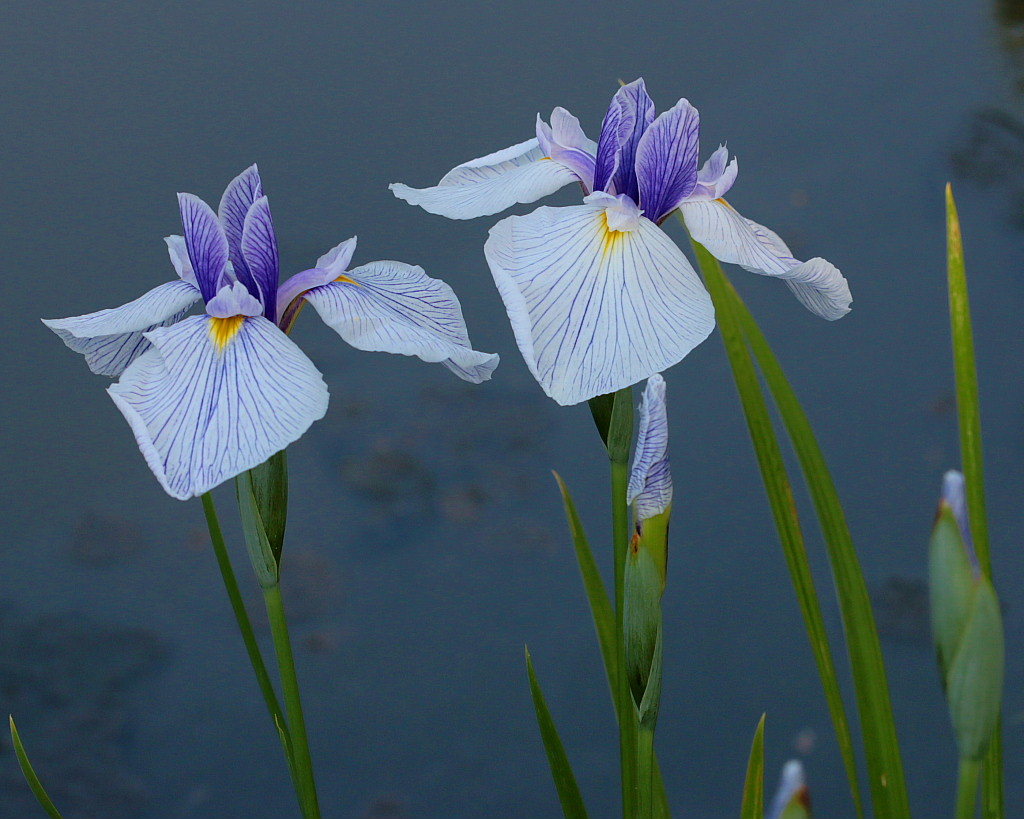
[240, 195, 280, 321]
[593, 91, 634, 194]
[636, 99, 701, 223]
[598, 79, 656, 202]
[218, 164, 263, 296]
[178, 193, 229, 302]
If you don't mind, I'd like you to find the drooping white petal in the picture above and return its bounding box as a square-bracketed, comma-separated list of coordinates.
[680, 199, 852, 320]
[766, 761, 809, 819]
[303, 260, 499, 383]
[484, 203, 715, 405]
[627, 374, 672, 521]
[390, 138, 580, 220]
[108, 315, 329, 500]
[42, 280, 202, 376]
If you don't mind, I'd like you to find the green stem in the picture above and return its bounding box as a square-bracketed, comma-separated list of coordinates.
[637, 725, 656, 819]
[200, 493, 298, 785]
[956, 757, 982, 819]
[612, 455, 638, 818]
[263, 583, 321, 819]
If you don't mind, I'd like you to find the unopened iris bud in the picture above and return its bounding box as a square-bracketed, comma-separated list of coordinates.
[929, 470, 1004, 761]
[625, 375, 671, 721]
[767, 760, 811, 819]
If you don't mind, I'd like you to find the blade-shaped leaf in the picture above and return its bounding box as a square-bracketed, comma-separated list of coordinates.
[946, 183, 1002, 818]
[741, 714, 766, 819]
[236, 470, 279, 588]
[691, 238, 868, 819]
[525, 648, 590, 819]
[9, 717, 63, 818]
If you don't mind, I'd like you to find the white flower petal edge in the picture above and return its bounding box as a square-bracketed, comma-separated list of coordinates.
[389, 138, 580, 220]
[679, 199, 852, 320]
[627, 373, 672, 521]
[484, 204, 716, 406]
[42, 280, 202, 376]
[767, 760, 807, 819]
[108, 315, 329, 500]
[304, 260, 499, 384]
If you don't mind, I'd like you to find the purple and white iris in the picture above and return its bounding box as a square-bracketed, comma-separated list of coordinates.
[391, 78, 852, 405]
[45, 165, 498, 500]
[627, 374, 672, 523]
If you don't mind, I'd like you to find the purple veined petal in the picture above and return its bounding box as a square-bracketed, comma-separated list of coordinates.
[627, 374, 672, 521]
[635, 98, 701, 223]
[42, 280, 202, 377]
[594, 79, 656, 202]
[304, 260, 499, 383]
[217, 164, 263, 292]
[165, 235, 199, 287]
[766, 761, 809, 819]
[483, 202, 715, 406]
[276, 268, 337, 327]
[240, 195, 280, 320]
[680, 199, 852, 320]
[390, 137, 580, 220]
[205, 280, 264, 318]
[178, 193, 230, 302]
[689, 145, 738, 200]
[108, 314, 329, 500]
[536, 107, 597, 192]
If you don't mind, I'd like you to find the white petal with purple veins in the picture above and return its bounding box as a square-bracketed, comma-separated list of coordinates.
[628, 374, 672, 521]
[240, 195, 280, 316]
[164, 235, 199, 287]
[536, 108, 597, 192]
[390, 138, 580, 220]
[108, 315, 328, 500]
[42, 280, 202, 376]
[314, 236, 358, 277]
[680, 199, 852, 320]
[304, 260, 499, 383]
[635, 98, 700, 223]
[218, 164, 263, 273]
[484, 203, 715, 405]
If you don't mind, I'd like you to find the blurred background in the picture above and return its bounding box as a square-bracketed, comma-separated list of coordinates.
[2, 1, 1023, 816]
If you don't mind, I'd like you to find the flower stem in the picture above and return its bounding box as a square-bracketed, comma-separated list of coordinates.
[200, 493, 299, 787]
[263, 582, 321, 819]
[637, 725, 656, 819]
[957, 757, 982, 819]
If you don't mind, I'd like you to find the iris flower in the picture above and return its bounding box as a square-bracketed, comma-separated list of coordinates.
[45, 166, 498, 499]
[392, 78, 851, 405]
[627, 373, 672, 525]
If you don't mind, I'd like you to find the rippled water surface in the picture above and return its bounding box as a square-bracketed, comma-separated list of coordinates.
[3, 1, 1023, 816]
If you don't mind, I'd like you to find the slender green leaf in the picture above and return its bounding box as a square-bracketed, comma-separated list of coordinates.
[525, 648, 590, 819]
[741, 714, 766, 819]
[722, 268, 910, 819]
[553, 472, 670, 817]
[9, 717, 63, 818]
[691, 240, 866, 819]
[946, 183, 1003, 818]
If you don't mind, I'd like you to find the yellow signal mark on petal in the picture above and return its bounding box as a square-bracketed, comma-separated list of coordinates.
[599, 212, 630, 260]
[208, 315, 246, 351]
[334, 273, 359, 285]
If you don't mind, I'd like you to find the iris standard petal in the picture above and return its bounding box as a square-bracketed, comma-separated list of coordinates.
[240, 195, 280, 319]
[635, 98, 700, 223]
[691, 145, 738, 200]
[218, 164, 263, 289]
[680, 199, 852, 320]
[627, 373, 672, 521]
[164, 235, 199, 287]
[598, 79, 656, 202]
[178, 192, 230, 301]
[42, 280, 202, 376]
[303, 260, 499, 383]
[108, 314, 328, 500]
[536, 108, 597, 192]
[314, 236, 358, 277]
[389, 138, 580, 220]
[484, 203, 715, 406]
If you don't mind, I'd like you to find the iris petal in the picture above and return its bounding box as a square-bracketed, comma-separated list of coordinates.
[240, 195, 280, 320]
[484, 203, 715, 405]
[178, 193, 230, 301]
[218, 164, 263, 292]
[42, 280, 202, 376]
[635, 98, 700, 223]
[680, 199, 852, 320]
[627, 373, 672, 521]
[304, 260, 499, 383]
[108, 315, 328, 499]
[390, 138, 579, 220]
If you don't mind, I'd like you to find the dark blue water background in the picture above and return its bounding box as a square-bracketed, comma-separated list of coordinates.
[2, 1, 1022, 816]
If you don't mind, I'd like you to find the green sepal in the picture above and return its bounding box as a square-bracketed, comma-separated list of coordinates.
[625, 535, 663, 713]
[237, 469, 280, 588]
[247, 449, 289, 563]
[947, 576, 1004, 761]
[929, 506, 976, 683]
